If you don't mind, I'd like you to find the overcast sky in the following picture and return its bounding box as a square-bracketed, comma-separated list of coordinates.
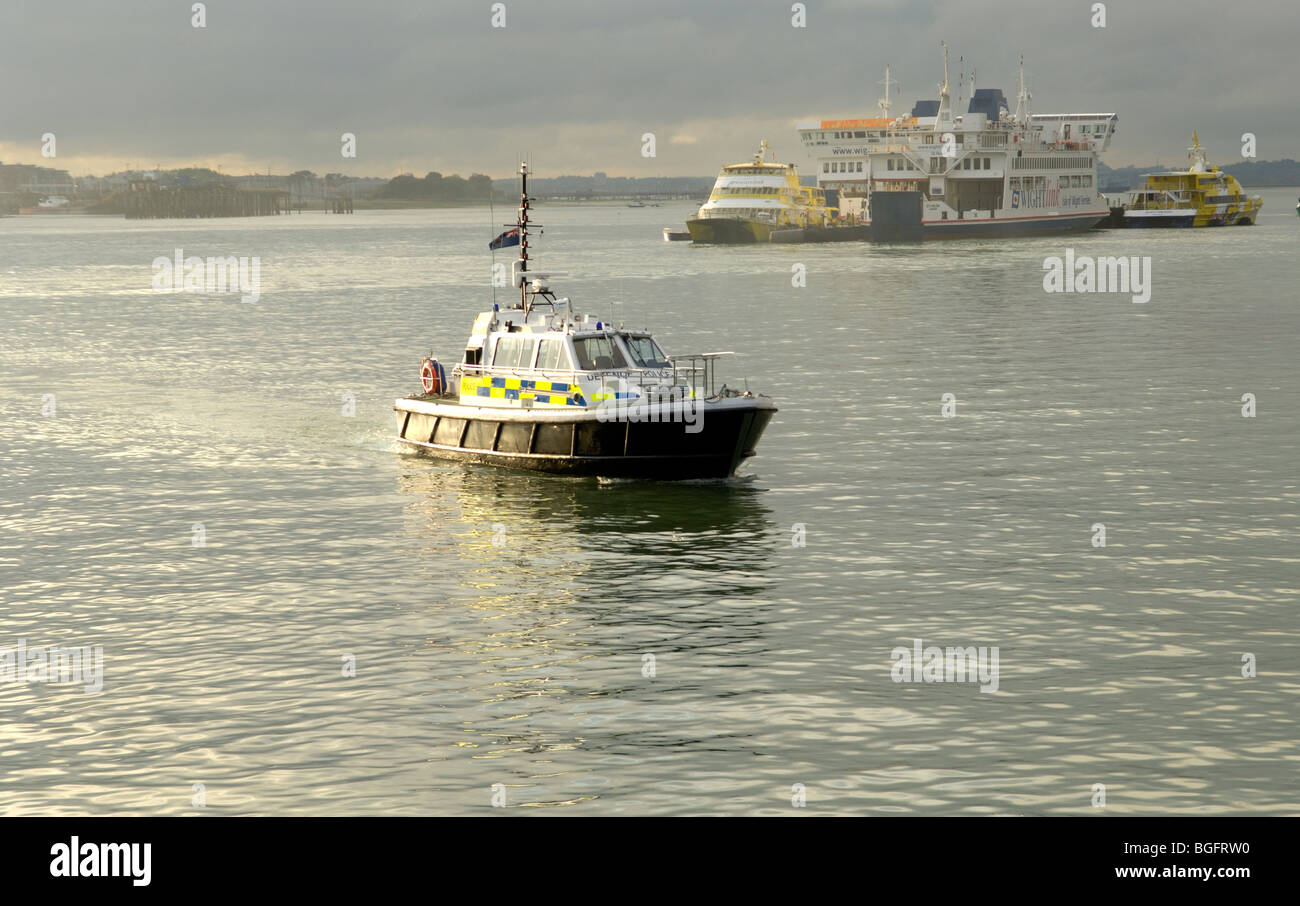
[2, 0, 1295, 177]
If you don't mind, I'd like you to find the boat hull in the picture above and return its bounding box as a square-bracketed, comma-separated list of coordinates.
[916, 212, 1108, 237]
[685, 216, 775, 244]
[1120, 207, 1260, 228]
[394, 397, 776, 479]
[866, 191, 1109, 240]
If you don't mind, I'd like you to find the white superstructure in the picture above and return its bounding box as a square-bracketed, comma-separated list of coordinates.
[796, 51, 1119, 236]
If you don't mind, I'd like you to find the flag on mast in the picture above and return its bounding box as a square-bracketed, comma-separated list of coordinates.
[489, 227, 520, 250]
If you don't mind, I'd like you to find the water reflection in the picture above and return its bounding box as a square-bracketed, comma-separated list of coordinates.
[392, 462, 779, 807]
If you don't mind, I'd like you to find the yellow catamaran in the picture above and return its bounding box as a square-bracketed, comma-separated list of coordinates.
[686, 141, 832, 243]
[1118, 133, 1262, 227]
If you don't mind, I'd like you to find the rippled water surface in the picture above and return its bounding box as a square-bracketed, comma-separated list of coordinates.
[2, 191, 1298, 814]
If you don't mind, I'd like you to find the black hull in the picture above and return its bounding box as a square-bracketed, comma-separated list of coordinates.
[396, 406, 775, 479]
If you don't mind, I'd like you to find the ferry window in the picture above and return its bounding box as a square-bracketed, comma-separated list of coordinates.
[573, 336, 628, 371]
[856, 161, 863, 172]
[823, 163, 830, 173]
[962, 159, 969, 170]
[1083, 175, 1092, 187]
[854, 131, 866, 138]
[536, 339, 571, 371]
[887, 159, 895, 171]
[622, 335, 671, 369]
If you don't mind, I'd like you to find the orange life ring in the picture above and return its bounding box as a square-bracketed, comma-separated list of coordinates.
[420, 359, 439, 395]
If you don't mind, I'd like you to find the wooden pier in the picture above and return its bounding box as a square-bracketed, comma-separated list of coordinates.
[121, 182, 290, 219]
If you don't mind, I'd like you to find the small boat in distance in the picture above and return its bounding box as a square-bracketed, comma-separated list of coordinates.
[394, 164, 777, 479]
[1116, 133, 1262, 227]
[663, 227, 691, 241]
[686, 140, 832, 243]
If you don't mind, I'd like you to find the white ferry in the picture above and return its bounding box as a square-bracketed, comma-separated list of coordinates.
[394, 164, 776, 479]
[796, 51, 1118, 239]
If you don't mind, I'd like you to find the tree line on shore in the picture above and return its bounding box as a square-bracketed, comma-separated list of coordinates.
[371, 172, 495, 201]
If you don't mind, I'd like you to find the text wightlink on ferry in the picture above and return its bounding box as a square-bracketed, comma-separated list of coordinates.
[393, 163, 777, 479]
[796, 49, 1118, 240]
[685, 140, 832, 243]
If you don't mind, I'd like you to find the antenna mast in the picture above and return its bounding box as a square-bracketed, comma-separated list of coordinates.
[877, 64, 894, 119]
[1014, 55, 1032, 127]
[518, 161, 530, 309]
[935, 42, 954, 132]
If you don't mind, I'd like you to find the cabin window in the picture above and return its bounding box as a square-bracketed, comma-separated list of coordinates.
[536, 339, 571, 372]
[856, 161, 863, 172]
[887, 159, 895, 171]
[621, 335, 671, 369]
[854, 131, 866, 138]
[492, 336, 536, 369]
[573, 336, 628, 371]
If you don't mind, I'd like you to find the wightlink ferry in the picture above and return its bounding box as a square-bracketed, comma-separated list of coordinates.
[394, 164, 776, 479]
[686, 141, 831, 243]
[796, 51, 1117, 239]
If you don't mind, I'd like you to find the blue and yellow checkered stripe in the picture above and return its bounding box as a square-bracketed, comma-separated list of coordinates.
[460, 375, 587, 406]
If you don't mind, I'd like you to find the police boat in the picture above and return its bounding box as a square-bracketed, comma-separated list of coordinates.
[394, 163, 776, 479]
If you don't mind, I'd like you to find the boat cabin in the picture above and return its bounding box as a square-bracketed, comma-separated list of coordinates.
[450, 283, 707, 411]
